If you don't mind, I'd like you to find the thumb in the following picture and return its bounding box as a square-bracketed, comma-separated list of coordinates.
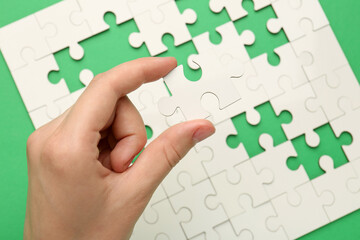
[128, 119, 215, 195]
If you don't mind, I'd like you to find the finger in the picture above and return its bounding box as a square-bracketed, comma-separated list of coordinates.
[127, 119, 215, 195]
[110, 96, 147, 173]
[63, 57, 177, 138]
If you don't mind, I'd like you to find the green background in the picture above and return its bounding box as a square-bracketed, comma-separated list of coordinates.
[0, 0, 359, 239]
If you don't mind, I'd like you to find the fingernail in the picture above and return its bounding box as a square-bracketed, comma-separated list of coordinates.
[192, 126, 215, 143]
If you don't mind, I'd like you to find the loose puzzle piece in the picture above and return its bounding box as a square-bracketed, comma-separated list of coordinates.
[266, 181, 332, 240]
[291, 23, 349, 81]
[0, 14, 51, 72]
[158, 50, 242, 120]
[249, 42, 308, 99]
[270, 79, 327, 147]
[205, 160, 272, 218]
[72, 0, 132, 35]
[35, 0, 93, 60]
[267, 0, 329, 41]
[313, 155, 360, 221]
[131, 197, 188, 240]
[161, 148, 210, 197]
[330, 97, 360, 161]
[287, 123, 352, 180]
[129, 1, 196, 56]
[230, 194, 288, 240]
[306, 64, 360, 121]
[209, 0, 272, 21]
[170, 176, 228, 239]
[252, 134, 309, 198]
[195, 120, 249, 178]
[190, 21, 255, 65]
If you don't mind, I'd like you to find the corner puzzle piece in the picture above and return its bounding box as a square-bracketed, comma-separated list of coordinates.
[11, 50, 69, 113]
[306, 64, 360, 121]
[158, 51, 242, 120]
[162, 148, 210, 197]
[230, 194, 288, 240]
[252, 134, 309, 198]
[131, 197, 188, 240]
[267, 0, 329, 41]
[205, 160, 272, 218]
[287, 123, 352, 180]
[209, 0, 272, 21]
[127, 0, 171, 22]
[129, 1, 196, 56]
[266, 182, 332, 240]
[195, 120, 249, 178]
[291, 22, 348, 81]
[189, 21, 255, 65]
[249, 43, 308, 99]
[35, 0, 93, 60]
[313, 155, 360, 221]
[72, 0, 132, 35]
[29, 69, 93, 129]
[170, 176, 228, 240]
[270, 79, 327, 147]
[0, 14, 51, 72]
[330, 97, 360, 161]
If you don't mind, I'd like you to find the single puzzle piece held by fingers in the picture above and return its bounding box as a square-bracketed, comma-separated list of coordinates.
[209, 0, 272, 21]
[267, 0, 329, 41]
[312, 155, 360, 222]
[129, 1, 196, 56]
[330, 97, 360, 161]
[266, 182, 332, 240]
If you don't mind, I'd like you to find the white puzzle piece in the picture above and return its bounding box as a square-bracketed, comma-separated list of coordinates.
[209, 0, 272, 21]
[313, 155, 360, 221]
[72, 0, 132, 35]
[252, 134, 309, 198]
[266, 182, 332, 240]
[129, 1, 196, 56]
[330, 97, 360, 161]
[306, 64, 360, 121]
[270, 79, 327, 147]
[267, 0, 329, 41]
[127, 0, 171, 22]
[35, 0, 92, 60]
[0, 14, 51, 71]
[170, 176, 228, 239]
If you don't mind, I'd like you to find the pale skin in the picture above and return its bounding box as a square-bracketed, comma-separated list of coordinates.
[24, 57, 215, 240]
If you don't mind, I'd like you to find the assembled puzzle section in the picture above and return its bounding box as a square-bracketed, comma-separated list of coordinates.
[0, 0, 360, 239]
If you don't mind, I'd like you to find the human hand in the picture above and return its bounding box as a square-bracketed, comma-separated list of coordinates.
[24, 57, 215, 240]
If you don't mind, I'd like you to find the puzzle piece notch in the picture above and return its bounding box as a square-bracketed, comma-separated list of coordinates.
[252, 134, 309, 199]
[330, 97, 360, 161]
[313, 155, 360, 221]
[189, 21, 255, 66]
[270, 77, 327, 147]
[306, 64, 360, 121]
[230, 194, 288, 240]
[205, 160, 272, 219]
[170, 175, 228, 239]
[35, 0, 93, 60]
[0, 14, 51, 72]
[129, 1, 196, 56]
[209, 0, 272, 21]
[291, 20, 349, 81]
[266, 182, 332, 239]
[249, 42, 309, 99]
[267, 0, 329, 41]
[71, 0, 132, 35]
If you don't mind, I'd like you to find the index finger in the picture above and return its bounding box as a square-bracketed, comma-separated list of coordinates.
[64, 57, 177, 136]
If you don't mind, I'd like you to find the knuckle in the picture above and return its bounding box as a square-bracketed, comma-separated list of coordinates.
[161, 138, 183, 169]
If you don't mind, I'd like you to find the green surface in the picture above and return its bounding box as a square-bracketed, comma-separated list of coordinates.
[0, 0, 359, 239]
